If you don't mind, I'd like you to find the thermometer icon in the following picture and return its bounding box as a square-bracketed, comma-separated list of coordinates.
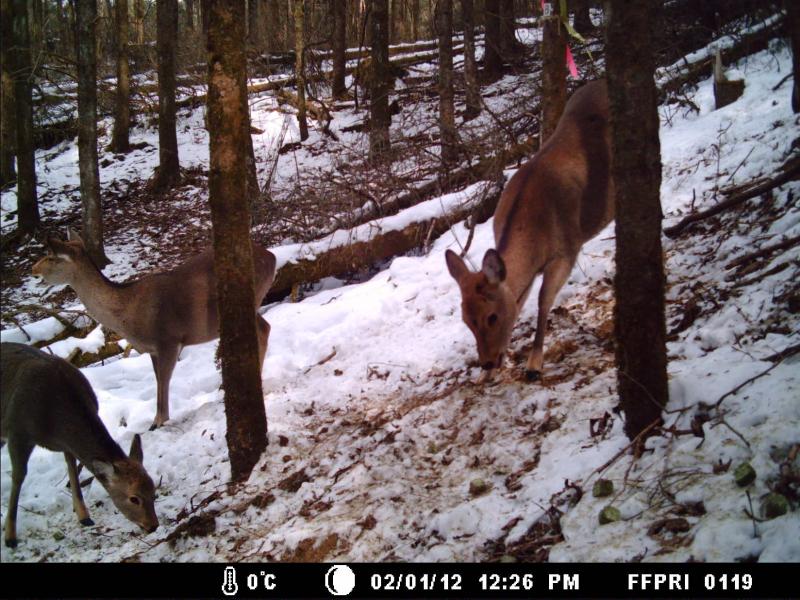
[222, 565, 239, 596]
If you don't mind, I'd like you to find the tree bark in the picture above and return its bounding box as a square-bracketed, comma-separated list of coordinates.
[109, 0, 131, 153]
[499, 0, 517, 60]
[369, 0, 391, 160]
[540, 14, 566, 146]
[10, 0, 37, 233]
[787, 0, 799, 112]
[461, 0, 481, 121]
[1, 0, 17, 185]
[483, 0, 503, 81]
[206, 0, 268, 482]
[248, 0, 262, 51]
[74, 0, 108, 265]
[436, 0, 457, 167]
[186, 0, 195, 30]
[331, 0, 347, 99]
[155, 0, 180, 189]
[293, 0, 309, 140]
[573, 0, 593, 36]
[606, 0, 668, 440]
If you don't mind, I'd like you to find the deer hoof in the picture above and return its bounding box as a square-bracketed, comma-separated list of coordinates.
[5, 537, 18, 548]
[80, 518, 95, 527]
[525, 369, 542, 382]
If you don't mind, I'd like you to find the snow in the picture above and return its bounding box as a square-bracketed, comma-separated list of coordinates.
[1, 28, 798, 564]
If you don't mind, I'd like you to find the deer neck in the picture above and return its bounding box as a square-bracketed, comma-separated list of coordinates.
[68, 265, 137, 334]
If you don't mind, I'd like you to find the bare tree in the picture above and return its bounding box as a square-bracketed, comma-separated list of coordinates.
[606, 0, 668, 440]
[369, 0, 391, 159]
[483, 0, 503, 81]
[109, 0, 131, 153]
[436, 0, 457, 166]
[1, 0, 16, 186]
[461, 0, 481, 120]
[155, 0, 180, 189]
[294, 0, 309, 140]
[787, 0, 799, 112]
[74, 0, 108, 265]
[206, 0, 268, 481]
[540, 13, 566, 145]
[331, 0, 347, 99]
[573, 0, 593, 36]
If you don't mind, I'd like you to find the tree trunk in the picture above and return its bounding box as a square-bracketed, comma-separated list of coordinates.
[134, 0, 145, 43]
[461, 0, 481, 120]
[186, 0, 195, 30]
[436, 0, 457, 167]
[787, 0, 799, 112]
[248, 0, 261, 50]
[331, 0, 347, 99]
[206, 0, 268, 482]
[573, 0, 593, 36]
[74, 0, 109, 265]
[11, 0, 37, 233]
[410, 0, 419, 40]
[606, 0, 668, 440]
[293, 0, 308, 141]
[499, 0, 517, 60]
[109, 0, 131, 153]
[155, 0, 180, 189]
[540, 14, 566, 146]
[369, 0, 391, 160]
[1, 0, 17, 185]
[483, 0, 503, 81]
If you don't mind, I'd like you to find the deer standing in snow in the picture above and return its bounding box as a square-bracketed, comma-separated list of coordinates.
[32, 231, 276, 429]
[446, 80, 614, 380]
[1, 342, 158, 547]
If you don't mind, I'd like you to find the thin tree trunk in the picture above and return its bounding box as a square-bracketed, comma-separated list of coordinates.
[109, 0, 131, 153]
[135, 0, 145, 42]
[483, 0, 503, 81]
[332, 0, 347, 99]
[787, 0, 799, 112]
[293, 0, 308, 140]
[369, 0, 391, 160]
[410, 0, 418, 40]
[606, 0, 668, 440]
[573, 0, 593, 36]
[155, 0, 180, 189]
[1, 0, 17, 185]
[206, 0, 268, 482]
[74, 0, 108, 265]
[248, 0, 261, 50]
[436, 0, 457, 167]
[186, 0, 195, 29]
[499, 0, 516, 60]
[540, 14, 566, 146]
[11, 0, 37, 233]
[461, 0, 481, 121]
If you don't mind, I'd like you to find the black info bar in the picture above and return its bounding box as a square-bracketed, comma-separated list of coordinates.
[0, 562, 791, 598]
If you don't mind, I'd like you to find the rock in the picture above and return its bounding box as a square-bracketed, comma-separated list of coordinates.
[592, 479, 614, 498]
[598, 505, 621, 525]
[53, 531, 65, 541]
[469, 478, 490, 496]
[499, 554, 518, 563]
[713, 49, 745, 110]
[734, 462, 756, 487]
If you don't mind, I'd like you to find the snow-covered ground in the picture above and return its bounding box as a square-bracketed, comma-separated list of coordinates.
[1, 37, 798, 562]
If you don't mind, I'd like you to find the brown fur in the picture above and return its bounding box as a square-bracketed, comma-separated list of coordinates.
[32, 231, 276, 428]
[1, 342, 158, 547]
[446, 80, 614, 378]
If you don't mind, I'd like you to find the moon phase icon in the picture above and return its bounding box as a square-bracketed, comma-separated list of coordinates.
[325, 564, 356, 596]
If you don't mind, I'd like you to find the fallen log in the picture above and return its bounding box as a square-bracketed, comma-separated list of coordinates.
[663, 155, 800, 238]
[266, 180, 504, 302]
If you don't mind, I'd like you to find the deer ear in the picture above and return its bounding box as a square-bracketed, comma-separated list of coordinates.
[46, 236, 72, 258]
[128, 434, 144, 463]
[67, 228, 86, 246]
[445, 249, 470, 283]
[482, 249, 506, 284]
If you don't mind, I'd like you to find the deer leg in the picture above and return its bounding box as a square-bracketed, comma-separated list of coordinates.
[150, 345, 180, 430]
[4, 440, 33, 548]
[64, 452, 93, 526]
[526, 256, 574, 381]
[256, 315, 271, 369]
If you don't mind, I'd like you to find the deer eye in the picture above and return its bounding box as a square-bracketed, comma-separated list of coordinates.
[129, 496, 141, 505]
[488, 313, 498, 326]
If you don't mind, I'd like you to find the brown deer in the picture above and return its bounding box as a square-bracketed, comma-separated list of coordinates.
[446, 80, 614, 381]
[32, 231, 276, 429]
[1, 342, 158, 548]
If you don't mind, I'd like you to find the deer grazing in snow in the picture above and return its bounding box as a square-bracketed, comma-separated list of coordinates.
[32, 231, 276, 429]
[446, 80, 614, 381]
[1, 342, 158, 548]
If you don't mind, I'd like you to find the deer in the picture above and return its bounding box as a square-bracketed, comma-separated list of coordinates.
[445, 79, 614, 382]
[32, 230, 277, 429]
[1, 342, 158, 548]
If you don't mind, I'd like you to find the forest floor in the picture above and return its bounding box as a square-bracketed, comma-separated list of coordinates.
[0, 16, 798, 564]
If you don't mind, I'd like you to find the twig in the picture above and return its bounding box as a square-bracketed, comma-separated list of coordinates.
[590, 417, 662, 479]
[724, 234, 800, 270]
[713, 345, 799, 409]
